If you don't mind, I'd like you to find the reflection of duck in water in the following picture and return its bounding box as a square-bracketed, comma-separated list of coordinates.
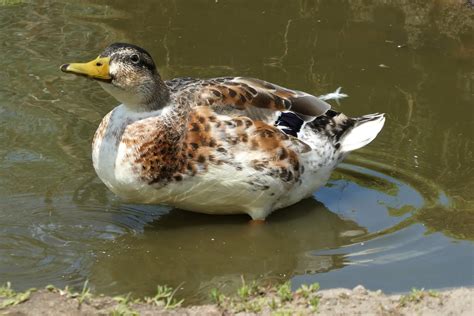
[61, 43, 385, 220]
[90, 199, 367, 299]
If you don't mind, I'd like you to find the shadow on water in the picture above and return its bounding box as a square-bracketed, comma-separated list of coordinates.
[89, 198, 365, 302]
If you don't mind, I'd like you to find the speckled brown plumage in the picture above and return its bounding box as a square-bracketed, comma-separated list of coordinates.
[122, 103, 309, 186]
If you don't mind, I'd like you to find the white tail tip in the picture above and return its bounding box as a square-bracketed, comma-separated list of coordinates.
[340, 113, 385, 152]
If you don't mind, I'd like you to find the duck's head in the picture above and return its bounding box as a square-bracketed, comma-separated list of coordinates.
[61, 43, 169, 111]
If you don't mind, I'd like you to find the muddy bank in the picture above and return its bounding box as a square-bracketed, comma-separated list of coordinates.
[1, 284, 473, 315]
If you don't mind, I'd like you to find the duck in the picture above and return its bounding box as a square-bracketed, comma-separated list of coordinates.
[60, 43, 385, 220]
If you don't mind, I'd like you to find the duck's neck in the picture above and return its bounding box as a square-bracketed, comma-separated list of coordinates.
[99, 75, 171, 112]
[142, 79, 171, 111]
[130, 78, 171, 112]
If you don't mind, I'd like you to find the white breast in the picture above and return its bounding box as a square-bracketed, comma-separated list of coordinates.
[92, 105, 162, 198]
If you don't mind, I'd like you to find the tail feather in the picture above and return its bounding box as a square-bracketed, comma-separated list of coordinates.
[339, 113, 385, 152]
[308, 110, 385, 152]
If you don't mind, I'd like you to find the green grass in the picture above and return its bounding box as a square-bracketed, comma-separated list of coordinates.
[49, 281, 92, 305]
[237, 283, 251, 300]
[0, 282, 16, 298]
[0, 280, 326, 313]
[296, 282, 320, 309]
[209, 288, 225, 305]
[79, 280, 92, 304]
[144, 284, 183, 309]
[399, 288, 440, 306]
[236, 278, 260, 301]
[0, 282, 35, 309]
[277, 282, 293, 302]
[111, 294, 139, 316]
[309, 296, 320, 309]
[296, 283, 320, 299]
[223, 279, 321, 314]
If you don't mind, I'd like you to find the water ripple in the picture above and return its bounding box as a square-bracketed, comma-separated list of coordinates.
[0, 192, 168, 290]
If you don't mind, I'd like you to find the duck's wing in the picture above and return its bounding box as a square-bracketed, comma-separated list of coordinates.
[166, 77, 331, 123]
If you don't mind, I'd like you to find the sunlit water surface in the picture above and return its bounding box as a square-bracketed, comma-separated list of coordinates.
[0, 0, 473, 303]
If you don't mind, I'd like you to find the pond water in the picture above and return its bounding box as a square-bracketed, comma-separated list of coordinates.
[0, 0, 473, 303]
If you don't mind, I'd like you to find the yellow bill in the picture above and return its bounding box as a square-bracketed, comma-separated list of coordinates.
[60, 56, 111, 82]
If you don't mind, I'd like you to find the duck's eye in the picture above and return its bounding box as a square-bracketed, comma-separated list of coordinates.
[130, 54, 140, 64]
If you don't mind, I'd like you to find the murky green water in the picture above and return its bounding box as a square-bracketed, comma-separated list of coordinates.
[0, 0, 473, 303]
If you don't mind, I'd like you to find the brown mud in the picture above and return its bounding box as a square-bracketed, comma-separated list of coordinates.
[1, 285, 472, 315]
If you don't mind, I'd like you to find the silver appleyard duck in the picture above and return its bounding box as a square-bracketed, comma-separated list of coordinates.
[60, 43, 385, 220]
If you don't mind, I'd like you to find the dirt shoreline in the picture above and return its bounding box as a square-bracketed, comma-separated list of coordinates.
[1, 283, 473, 315]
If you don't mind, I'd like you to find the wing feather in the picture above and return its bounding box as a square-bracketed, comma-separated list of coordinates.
[166, 77, 331, 123]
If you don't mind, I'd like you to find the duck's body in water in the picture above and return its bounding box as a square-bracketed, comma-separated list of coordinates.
[61, 43, 385, 220]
